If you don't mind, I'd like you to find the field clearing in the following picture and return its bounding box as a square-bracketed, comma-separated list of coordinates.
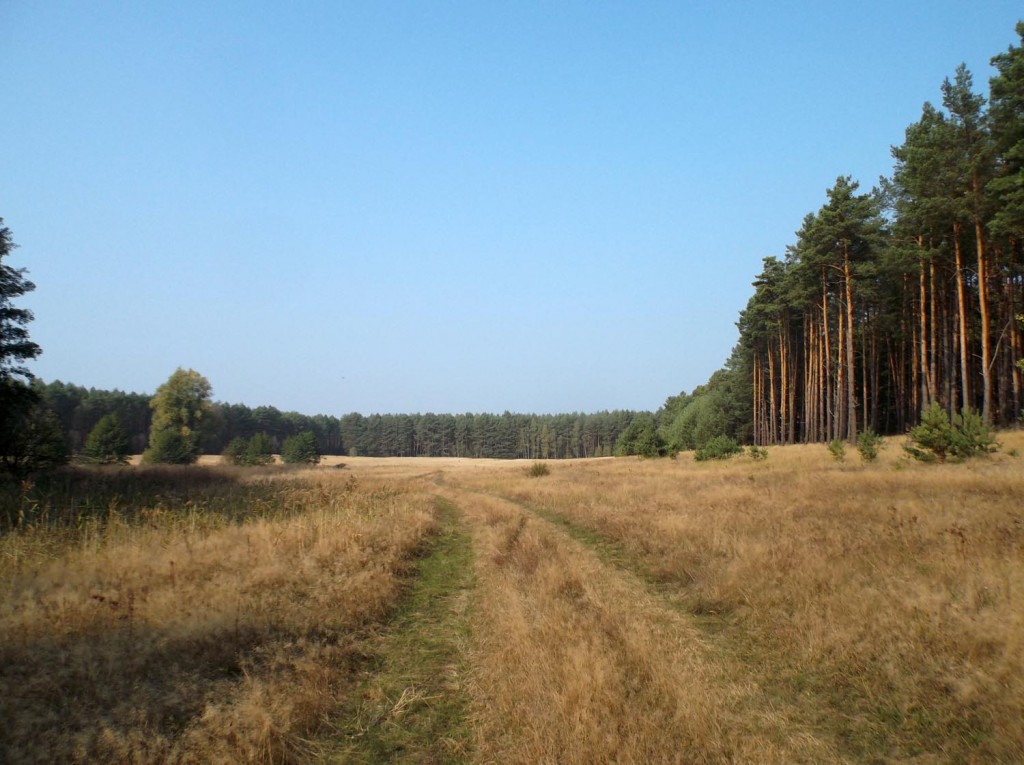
[3, 432, 1023, 763]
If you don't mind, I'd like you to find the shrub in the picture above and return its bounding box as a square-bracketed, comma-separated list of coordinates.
[243, 433, 274, 466]
[856, 429, 883, 463]
[905, 403, 997, 462]
[747, 445, 768, 461]
[0, 401, 69, 477]
[828, 439, 847, 462]
[142, 427, 197, 465]
[527, 462, 550, 477]
[948, 407, 998, 459]
[281, 432, 320, 465]
[221, 437, 246, 465]
[222, 434, 275, 466]
[694, 435, 741, 461]
[79, 414, 132, 465]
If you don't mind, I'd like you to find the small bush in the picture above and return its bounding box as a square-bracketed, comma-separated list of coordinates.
[694, 436, 741, 462]
[243, 432, 275, 466]
[281, 432, 320, 465]
[527, 462, 550, 477]
[905, 403, 997, 462]
[221, 433, 274, 466]
[948, 407, 998, 459]
[143, 428, 198, 465]
[78, 413, 131, 465]
[828, 439, 847, 462]
[856, 429, 883, 463]
[748, 445, 768, 461]
[220, 436, 246, 465]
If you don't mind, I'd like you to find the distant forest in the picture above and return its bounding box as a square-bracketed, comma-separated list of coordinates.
[39, 380, 643, 460]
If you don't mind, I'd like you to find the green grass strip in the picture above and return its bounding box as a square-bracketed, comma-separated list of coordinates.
[329, 497, 475, 764]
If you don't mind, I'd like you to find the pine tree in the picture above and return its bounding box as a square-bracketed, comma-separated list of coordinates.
[0, 218, 68, 477]
[281, 431, 320, 464]
[79, 413, 131, 465]
[988, 22, 1024, 240]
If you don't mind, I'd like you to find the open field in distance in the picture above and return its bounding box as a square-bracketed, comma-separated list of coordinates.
[3, 430, 1023, 763]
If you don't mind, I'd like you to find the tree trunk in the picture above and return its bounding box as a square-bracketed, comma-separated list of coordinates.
[823, 273, 833, 441]
[919, 253, 930, 408]
[767, 341, 778, 445]
[752, 351, 760, 446]
[953, 225, 971, 410]
[778, 323, 788, 444]
[975, 220, 992, 422]
[1009, 276, 1021, 420]
[844, 247, 857, 442]
[929, 259, 939, 407]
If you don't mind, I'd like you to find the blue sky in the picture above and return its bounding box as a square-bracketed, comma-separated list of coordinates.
[2, 2, 1021, 415]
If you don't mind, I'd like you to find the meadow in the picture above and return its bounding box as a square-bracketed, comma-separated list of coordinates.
[2, 433, 1023, 763]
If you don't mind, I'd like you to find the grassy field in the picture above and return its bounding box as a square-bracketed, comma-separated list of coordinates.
[2, 433, 1023, 763]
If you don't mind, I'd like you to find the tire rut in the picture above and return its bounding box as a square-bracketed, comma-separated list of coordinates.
[441, 483, 846, 764]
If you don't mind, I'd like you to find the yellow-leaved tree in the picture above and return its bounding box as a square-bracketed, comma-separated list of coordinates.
[143, 368, 212, 464]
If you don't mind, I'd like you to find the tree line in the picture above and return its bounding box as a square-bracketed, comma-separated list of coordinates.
[36, 379, 644, 461]
[660, 23, 1024, 452]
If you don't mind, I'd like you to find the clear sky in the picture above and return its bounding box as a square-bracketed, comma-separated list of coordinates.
[2, 2, 1021, 416]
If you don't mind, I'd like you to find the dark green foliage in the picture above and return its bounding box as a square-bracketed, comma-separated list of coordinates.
[905, 404, 997, 462]
[222, 433, 275, 466]
[904, 403, 953, 462]
[243, 432, 274, 466]
[0, 397, 69, 478]
[614, 414, 664, 458]
[144, 427, 197, 465]
[659, 353, 752, 455]
[1, 379, 39, 476]
[38, 378, 650, 461]
[0, 219, 64, 478]
[220, 437, 246, 465]
[948, 408, 998, 460]
[694, 435, 741, 461]
[527, 462, 550, 477]
[40, 380, 151, 454]
[748, 445, 768, 461]
[828, 439, 847, 462]
[660, 393, 728, 454]
[856, 429, 883, 463]
[79, 413, 131, 465]
[988, 23, 1024, 239]
[0, 219, 40, 384]
[281, 431, 320, 465]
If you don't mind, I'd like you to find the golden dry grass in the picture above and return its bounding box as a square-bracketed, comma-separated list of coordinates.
[446, 431, 1024, 762]
[5, 434, 1023, 763]
[0, 470, 437, 764]
[448, 487, 841, 764]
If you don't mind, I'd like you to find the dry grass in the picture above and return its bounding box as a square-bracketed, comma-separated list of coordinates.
[450, 432, 1024, 762]
[0, 468, 438, 764]
[447, 487, 841, 764]
[5, 434, 1022, 763]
